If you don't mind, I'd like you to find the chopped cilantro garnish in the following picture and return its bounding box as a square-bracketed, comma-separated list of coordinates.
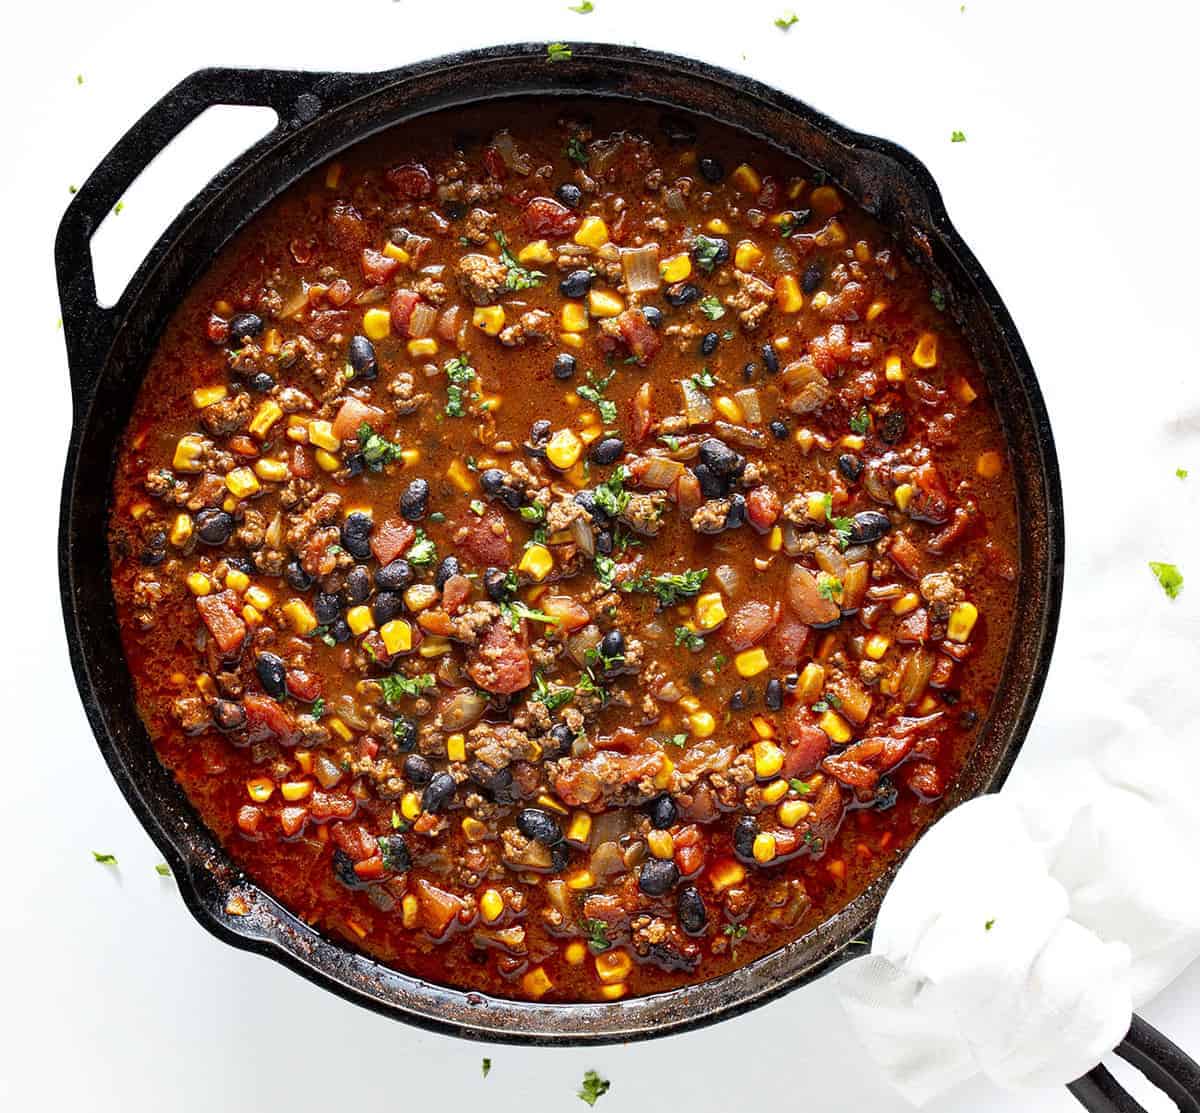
[930, 287, 947, 312]
[482, 1058, 492, 1078]
[711, 653, 727, 670]
[1149, 561, 1184, 600]
[624, 567, 709, 607]
[494, 229, 545, 291]
[113, 200, 124, 215]
[578, 1070, 611, 1107]
[594, 553, 616, 587]
[311, 697, 325, 719]
[68, 184, 78, 195]
[691, 366, 717, 391]
[849, 406, 871, 436]
[723, 922, 748, 956]
[691, 234, 724, 274]
[674, 626, 705, 652]
[532, 672, 575, 711]
[469, 499, 485, 516]
[519, 503, 545, 523]
[664, 732, 689, 747]
[155, 863, 171, 876]
[821, 492, 854, 549]
[584, 918, 611, 952]
[357, 422, 404, 469]
[985, 918, 996, 931]
[566, 136, 589, 165]
[789, 779, 811, 794]
[774, 11, 798, 29]
[92, 851, 118, 865]
[547, 42, 573, 63]
[379, 673, 436, 702]
[75, 73, 84, 85]
[407, 530, 437, 565]
[501, 600, 562, 630]
[391, 809, 404, 830]
[658, 434, 682, 452]
[816, 573, 842, 601]
[951, 130, 967, 143]
[1177, 467, 1189, 479]
[593, 465, 630, 517]
[698, 295, 725, 321]
[577, 369, 617, 424]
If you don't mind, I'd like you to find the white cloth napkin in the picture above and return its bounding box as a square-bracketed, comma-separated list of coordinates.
[836, 401, 1200, 1104]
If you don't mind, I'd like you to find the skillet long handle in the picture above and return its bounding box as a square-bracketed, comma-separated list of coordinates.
[53, 67, 329, 418]
[1067, 1014, 1200, 1113]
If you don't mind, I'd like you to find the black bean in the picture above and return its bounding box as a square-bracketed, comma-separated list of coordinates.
[801, 262, 824, 294]
[642, 305, 663, 329]
[547, 722, 574, 757]
[595, 529, 614, 555]
[552, 352, 578, 380]
[574, 489, 609, 523]
[837, 453, 864, 482]
[556, 182, 583, 209]
[332, 848, 365, 889]
[638, 858, 680, 896]
[590, 437, 625, 466]
[344, 452, 366, 477]
[879, 410, 907, 444]
[499, 485, 524, 511]
[375, 560, 413, 591]
[694, 463, 727, 500]
[348, 334, 377, 379]
[248, 372, 275, 393]
[212, 699, 246, 732]
[480, 468, 507, 496]
[517, 808, 563, 846]
[400, 478, 430, 521]
[340, 512, 374, 560]
[849, 510, 892, 545]
[765, 678, 783, 711]
[729, 689, 747, 711]
[329, 617, 351, 644]
[559, 270, 593, 299]
[344, 566, 373, 606]
[677, 885, 709, 935]
[442, 199, 466, 221]
[698, 157, 724, 183]
[700, 331, 719, 356]
[724, 493, 747, 530]
[422, 772, 456, 814]
[733, 815, 758, 858]
[392, 716, 418, 753]
[761, 342, 780, 374]
[770, 420, 789, 440]
[484, 566, 514, 603]
[314, 592, 341, 625]
[372, 591, 404, 626]
[647, 794, 678, 830]
[529, 419, 552, 445]
[873, 778, 898, 812]
[699, 438, 740, 478]
[599, 628, 625, 667]
[693, 237, 730, 268]
[473, 763, 517, 805]
[195, 508, 234, 546]
[284, 560, 313, 591]
[225, 555, 254, 575]
[550, 843, 570, 872]
[665, 282, 701, 307]
[227, 312, 263, 344]
[403, 752, 432, 785]
[255, 653, 286, 700]
[435, 556, 460, 590]
[379, 834, 411, 873]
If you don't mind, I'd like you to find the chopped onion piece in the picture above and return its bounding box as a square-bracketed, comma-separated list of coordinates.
[621, 244, 661, 293]
[408, 302, 437, 339]
[638, 456, 684, 489]
[681, 378, 715, 426]
[733, 388, 763, 424]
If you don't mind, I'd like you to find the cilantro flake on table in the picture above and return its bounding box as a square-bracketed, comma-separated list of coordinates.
[92, 851, 118, 865]
[951, 130, 967, 143]
[578, 1069, 611, 1106]
[1149, 561, 1184, 600]
[481, 1057, 492, 1078]
[547, 42, 573, 63]
[1176, 467, 1189, 479]
[774, 11, 799, 29]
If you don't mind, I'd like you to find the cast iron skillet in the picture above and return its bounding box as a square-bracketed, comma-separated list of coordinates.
[53, 41, 1195, 1110]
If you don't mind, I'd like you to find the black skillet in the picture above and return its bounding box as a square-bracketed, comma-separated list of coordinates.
[53, 42, 1195, 1110]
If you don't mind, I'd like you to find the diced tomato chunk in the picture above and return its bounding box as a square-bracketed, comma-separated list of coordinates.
[616, 309, 661, 364]
[243, 694, 299, 747]
[631, 381, 654, 443]
[745, 486, 781, 532]
[310, 790, 356, 821]
[195, 590, 246, 655]
[385, 162, 434, 199]
[370, 518, 415, 564]
[675, 843, 705, 877]
[482, 146, 508, 180]
[456, 507, 513, 566]
[279, 807, 308, 838]
[285, 668, 323, 702]
[780, 718, 830, 778]
[538, 595, 591, 632]
[521, 196, 579, 238]
[331, 397, 385, 441]
[332, 823, 378, 861]
[767, 616, 810, 668]
[441, 573, 473, 614]
[389, 288, 422, 337]
[468, 619, 532, 695]
[353, 854, 386, 881]
[888, 533, 923, 579]
[361, 247, 401, 285]
[414, 878, 466, 937]
[206, 314, 230, 344]
[236, 805, 263, 836]
[723, 600, 780, 650]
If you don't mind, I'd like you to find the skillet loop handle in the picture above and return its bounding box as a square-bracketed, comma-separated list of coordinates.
[1067, 1015, 1200, 1113]
[53, 67, 327, 416]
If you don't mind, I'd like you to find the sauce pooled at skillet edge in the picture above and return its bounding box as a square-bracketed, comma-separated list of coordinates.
[109, 100, 1018, 1003]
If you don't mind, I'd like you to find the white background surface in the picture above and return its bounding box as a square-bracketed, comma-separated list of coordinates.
[1, 1, 1197, 1109]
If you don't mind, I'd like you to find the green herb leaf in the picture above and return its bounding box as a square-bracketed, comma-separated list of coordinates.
[379, 673, 437, 702]
[691, 234, 724, 274]
[547, 42, 573, 63]
[578, 1069, 611, 1107]
[470, 499, 485, 516]
[494, 229, 545, 290]
[624, 568, 709, 607]
[391, 809, 404, 830]
[849, 406, 870, 436]
[816, 573, 843, 601]
[407, 530, 437, 565]
[985, 918, 996, 931]
[113, 200, 124, 215]
[92, 851, 118, 865]
[930, 287, 947, 312]
[155, 863, 171, 876]
[565, 136, 589, 165]
[951, 130, 967, 143]
[774, 11, 798, 29]
[789, 779, 811, 794]
[710, 653, 727, 670]
[481, 1057, 492, 1078]
[577, 369, 617, 424]
[311, 697, 325, 719]
[691, 366, 717, 391]
[584, 918, 611, 951]
[665, 732, 689, 747]
[698, 295, 725, 321]
[502, 600, 562, 630]
[594, 553, 616, 587]
[1149, 561, 1184, 600]
[357, 422, 404, 469]
[658, 435, 681, 452]
[1177, 467, 1189, 480]
[569, 0, 594, 11]
[674, 626, 705, 652]
[592, 465, 630, 518]
[532, 672, 575, 712]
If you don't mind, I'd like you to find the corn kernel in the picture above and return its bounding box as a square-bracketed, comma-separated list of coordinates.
[566, 811, 592, 846]
[565, 941, 587, 965]
[560, 331, 584, 349]
[242, 603, 263, 626]
[912, 331, 939, 368]
[735, 647, 770, 678]
[753, 740, 785, 779]
[587, 289, 624, 318]
[314, 448, 340, 472]
[694, 591, 727, 631]
[753, 832, 778, 863]
[404, 584, 438, 611]
[518, 239, 554, 265]
[520, 964, 553, 999]
[647, 830, 675, 859]
[382, 240, 410, 263]
[545, 427, 583, 470]
[766, 525, 783, 552]
[660, 253, 692, 283]
[246, 777, 274, 803]
[865, 634, 891, 661]
[762, 779, 789, 804]
[130, 502, 150, 520]
[805, 491, 829, 520]
[956, 378, 979, 405]
[444, 458, 474, 493]
[561, 302, 589, 332]
[307, 420, 340, 452]
[472, 305, 506, 335]
[810, 185, 844, 215]
[595, 950, 633, 984]
[688, 710, 716, 738]
[401, 893, 419, 929]
[574, 215, 610, 248]
[600, 982, 628, 1000]
[819, 709, 852, 744]
[778, 799, 811, 827]
[705, 217, 731, 234]
[854, 240, 872, 263]
[891, 592, 920, 616]
[815, 218, 848, 247]
[709, 860, 746, 892]
[894, 483, 914, 512]
[192, 384, 228, 409]
[326, 717, 352, 744]
[976, 451, 1004, 479]
[254, 458, 289, 482]
[418, 636, 451, 658]
[186, 572, 212, 596]
[380, 619, 413, 655]
[407, 337, 438, 358]
[401, 791, 422, 821]
[345, 605, 374, 635]
[172, 434, 206, 473]
[947, 601, 979, 643]
[324, 162, 342, 189]
[653, 753, 674, 790]
[446, 733, 466, 762]
[169, 513, 193, 548]
[734, 239, 764, 271]
[362, 307, 391, 340]
[750, 715, 776, 740]
[248, 400, 283, 439]
[461, 816, 487, 842]
[280, 780, 313, 802]
[566, 869, 595, 891]
[225, 569, 250, 594]
[518, 543, 554, 583]
[885, 352, 906, 383]
[281, 599, 318, 636]
[245, 585, 273, 611]
[732, 163, 761, 193]
[775, 273, 804, 313]
[866, 299, 888, 322]
[797, 662, 826, 702]
[480, 888, 504, 923]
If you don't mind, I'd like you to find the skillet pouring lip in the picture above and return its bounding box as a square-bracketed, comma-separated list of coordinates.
[56, 41, 1064, 1044]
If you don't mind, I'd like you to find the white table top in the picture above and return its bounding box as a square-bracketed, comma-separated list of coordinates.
[2, 1, 1196, 1109]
